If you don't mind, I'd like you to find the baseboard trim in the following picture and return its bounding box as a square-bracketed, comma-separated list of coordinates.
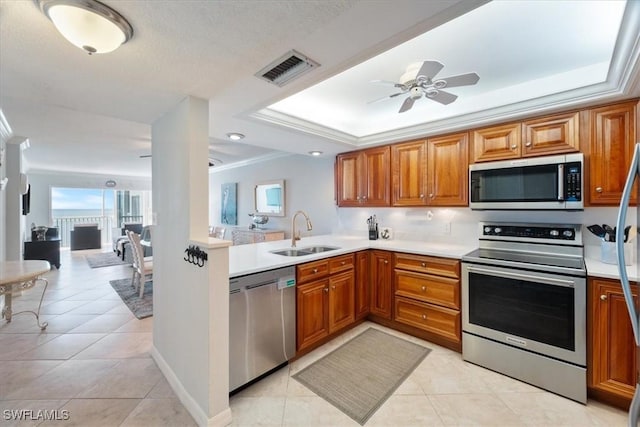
[151, 345, 233, 427]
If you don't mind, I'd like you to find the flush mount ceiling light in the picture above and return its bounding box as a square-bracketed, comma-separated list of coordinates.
[226, 133, 245, 141]
[308, 151, 323, 156]
[37, 0, 133, 55]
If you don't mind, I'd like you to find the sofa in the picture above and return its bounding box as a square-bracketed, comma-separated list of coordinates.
[70, 224, 101, 250]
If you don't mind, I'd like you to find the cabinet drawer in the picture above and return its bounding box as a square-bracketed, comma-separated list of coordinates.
[394, 297, 460, 343]
[297, 259, 329, 284]
[394, 270, 460, 309]
[393, 253, 460, 279]
[329, 254, 354, 274]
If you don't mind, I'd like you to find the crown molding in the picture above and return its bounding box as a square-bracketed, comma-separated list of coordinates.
[208, 151, 293, 173]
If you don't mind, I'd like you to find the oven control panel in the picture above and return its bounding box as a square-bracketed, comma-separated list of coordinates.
[482, 224, 576, 241]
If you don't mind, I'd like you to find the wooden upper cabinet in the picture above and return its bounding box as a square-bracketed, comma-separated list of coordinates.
[336, 152, 361, 207]
[588, 101, 637, 205]
[427, 133, 469, 206]
[392, 140, 428, 206]
[472, 111, 581, 163]
[471, 123, 521, 163]
[336, 146, 390, 207]
[522, 111, 580, 157]
[363, 146, 391, 206]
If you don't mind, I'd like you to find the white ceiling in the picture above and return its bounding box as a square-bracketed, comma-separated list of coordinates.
[1, 0, 639, 178]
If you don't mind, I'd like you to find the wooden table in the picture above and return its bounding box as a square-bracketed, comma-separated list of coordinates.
[0, 260, 51, 330]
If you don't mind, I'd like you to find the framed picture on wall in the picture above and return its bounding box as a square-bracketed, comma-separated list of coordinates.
[221, 182, 237, 225]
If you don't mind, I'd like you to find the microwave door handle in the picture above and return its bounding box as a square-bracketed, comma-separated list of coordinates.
[557, 163, 565, 201]
[616, 143, 640, 346]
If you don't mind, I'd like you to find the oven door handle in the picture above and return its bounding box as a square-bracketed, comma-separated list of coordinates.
[466, 266, 576, 288]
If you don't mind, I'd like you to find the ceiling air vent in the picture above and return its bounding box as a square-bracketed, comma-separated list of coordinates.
[256, 50, 320, 87]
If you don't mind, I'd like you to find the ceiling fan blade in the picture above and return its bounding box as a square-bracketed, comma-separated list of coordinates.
[416, 61, 444, 79]
[426, 90, 458, 105]
[398, 96, 415, 113]
[438, 72, 480, 88]
[367, 92, 405, 104]
[370, 79, 403, 87]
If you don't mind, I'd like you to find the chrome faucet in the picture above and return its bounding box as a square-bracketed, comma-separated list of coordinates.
[291, 210, 312, 247]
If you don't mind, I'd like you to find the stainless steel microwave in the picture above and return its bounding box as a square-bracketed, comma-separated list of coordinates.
[469, 153, 583, 210]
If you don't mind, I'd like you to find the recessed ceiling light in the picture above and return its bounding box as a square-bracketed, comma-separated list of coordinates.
[227, 133, 245, 141]
[309, 151, 323, 156]
[37, 0, 134, 55]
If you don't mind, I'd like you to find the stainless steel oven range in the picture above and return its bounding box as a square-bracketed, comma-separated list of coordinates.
[462, 222, 586, 403]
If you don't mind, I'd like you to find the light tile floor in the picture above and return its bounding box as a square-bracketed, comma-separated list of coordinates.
[0, 248, 631, 426]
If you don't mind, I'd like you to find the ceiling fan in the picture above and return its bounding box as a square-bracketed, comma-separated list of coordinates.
[370, 61, 479, 113]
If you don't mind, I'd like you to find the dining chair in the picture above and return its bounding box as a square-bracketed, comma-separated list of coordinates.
[129, 231, 153, 298]
[126, 230, 139, 290]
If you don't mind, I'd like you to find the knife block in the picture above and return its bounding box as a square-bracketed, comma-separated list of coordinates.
[368, 229, 378, 240]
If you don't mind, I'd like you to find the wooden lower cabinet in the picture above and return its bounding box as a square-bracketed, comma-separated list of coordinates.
[296, 278, 330, 351]
[588, 277, 638, 409]
[392, 252, 461, 349]
[355, 251, 370, 319]
[394, 297, 460, 343]
[370, 250, 393, 319]
[296, 255, 356, 352]
[329, 271, 355, 332]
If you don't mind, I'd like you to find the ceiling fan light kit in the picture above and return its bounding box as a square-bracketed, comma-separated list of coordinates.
[37, 0, 133, 55]
[372, 60, 480, 113]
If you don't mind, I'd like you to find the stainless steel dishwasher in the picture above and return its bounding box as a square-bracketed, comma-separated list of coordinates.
[229, 266, 296, 392]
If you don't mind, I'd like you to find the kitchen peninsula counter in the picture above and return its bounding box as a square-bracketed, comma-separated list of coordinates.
[229, 234, 476, 278]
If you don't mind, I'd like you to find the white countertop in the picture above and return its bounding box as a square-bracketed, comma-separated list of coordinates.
[229, 234, 476, 277]
[585, 256, 639, 282]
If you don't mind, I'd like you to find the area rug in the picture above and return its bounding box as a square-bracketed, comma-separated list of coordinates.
[109, 278, 153, 319]
[293, 328, 430, 425]
[86, 252, 127, 268]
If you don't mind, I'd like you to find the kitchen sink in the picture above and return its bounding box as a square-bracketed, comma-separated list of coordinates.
[270, 249, 314, 257]
[270, 246, 340, 257]
[301, 245, 340, 253]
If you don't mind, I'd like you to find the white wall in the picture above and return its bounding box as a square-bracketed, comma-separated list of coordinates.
[210, 154, 634, 251]
[25, 170, 151, 228]
[0, 120, 8, 261]
[151, 96, 230, 426]
[5, 137, 28, 261]
[336, 205, 635, 254]
[208, 154, 337, 238]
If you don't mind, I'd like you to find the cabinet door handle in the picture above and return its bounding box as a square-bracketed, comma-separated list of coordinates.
[421, 286, 426, 292]
[429, 193, 434, 198]
[312, 268, 318, 274]
[511, 144, 518, 149]
[324, 287, 329, 293]
[332, 285, 336, 290]
[384, 260, 389, 264]
[420, 194, 424, 199]
[595, 187, 603, 193]
[341, 261, 346, 265]
[525, 142, 532, 147]
[600, 294, 607, 301]
[421, 262, 426, 267]
[422, 314, 427, 320]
